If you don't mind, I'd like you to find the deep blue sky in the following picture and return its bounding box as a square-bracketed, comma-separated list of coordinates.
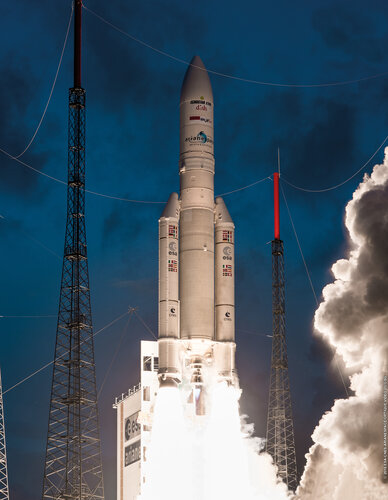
[1, 1, 387, 498]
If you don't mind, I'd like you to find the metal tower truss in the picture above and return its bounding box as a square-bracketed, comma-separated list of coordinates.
[0, 370, 9, 500]
[266, 171, 298, 492]
[42, 2, 104, 498]
[42, 85, 104, 500]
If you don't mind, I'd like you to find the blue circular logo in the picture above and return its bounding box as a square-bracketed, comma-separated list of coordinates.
[198, 131, 207, 143]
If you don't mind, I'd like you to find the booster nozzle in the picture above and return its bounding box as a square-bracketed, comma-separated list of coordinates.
[158, 373, 179, 388]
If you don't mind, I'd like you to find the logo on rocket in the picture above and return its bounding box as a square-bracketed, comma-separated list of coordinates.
[169, 241, 177, 252]
[185, 131, 211, 145]
[198, 131, 207, 143]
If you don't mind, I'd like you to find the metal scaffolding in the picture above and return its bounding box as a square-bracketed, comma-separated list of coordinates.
[41, 2, 104, 499]
[266, 172, 298, 492]
[0, 370, 9, 500]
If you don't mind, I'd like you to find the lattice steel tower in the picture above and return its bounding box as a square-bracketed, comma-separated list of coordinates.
[0, 369, 9, 500]
[266, 172, 298, 492]
[42, 2, 104, 498]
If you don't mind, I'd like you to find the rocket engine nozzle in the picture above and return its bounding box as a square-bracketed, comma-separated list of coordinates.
[187, 357, 206, 416]
[189, 358, 204, 386]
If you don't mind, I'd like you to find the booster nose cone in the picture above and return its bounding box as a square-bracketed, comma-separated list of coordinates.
[180, 55, 213, 104]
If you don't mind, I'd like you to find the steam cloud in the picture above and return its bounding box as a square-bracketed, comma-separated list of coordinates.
[297, 148, 388, 499]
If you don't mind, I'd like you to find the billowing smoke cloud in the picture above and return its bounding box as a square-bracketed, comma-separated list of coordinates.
[297, 148, 388, 499]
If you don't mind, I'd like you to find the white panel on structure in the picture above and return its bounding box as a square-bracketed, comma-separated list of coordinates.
[114, 386, 141, 500]
[139, 340, 160, 488]
[113, 341, 159, 500]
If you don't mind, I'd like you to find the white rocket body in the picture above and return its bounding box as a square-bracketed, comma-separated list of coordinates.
[158, 56, 236, 406]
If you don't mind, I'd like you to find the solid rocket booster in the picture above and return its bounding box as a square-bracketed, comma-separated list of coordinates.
[158, 56, 236, 391]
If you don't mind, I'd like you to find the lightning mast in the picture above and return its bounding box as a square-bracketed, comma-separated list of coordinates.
[266, 168, 298, 491]
[0, 370, 9, 500]
[42, 1, 104, 498]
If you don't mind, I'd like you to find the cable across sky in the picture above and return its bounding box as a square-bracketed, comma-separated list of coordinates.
[83, 2, 388, 89]
[0, 144, 272, 202]
[282, 134, 388, 193]
[13, 3, 73, 159]
[0, 2, 386, 203]
[1, 132, 386, 204]
[280, 185, 350, 398]
[2, 306, 159, 396]
[3, 309, 130, 395]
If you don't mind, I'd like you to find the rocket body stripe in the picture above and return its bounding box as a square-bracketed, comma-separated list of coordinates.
[74, 0, 82, 88]
[274, 172, 280, 240]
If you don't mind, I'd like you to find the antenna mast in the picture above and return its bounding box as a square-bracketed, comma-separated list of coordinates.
[266, 167, 298, 491]
[41, 1, 105, 498]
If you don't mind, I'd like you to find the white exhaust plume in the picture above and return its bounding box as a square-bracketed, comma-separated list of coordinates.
[141, 387, 190, 500]
[297, 148, 388, 499]
[142, 383, 291, 500]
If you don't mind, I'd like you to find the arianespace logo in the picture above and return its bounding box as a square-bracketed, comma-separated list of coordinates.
[185, 131, 213, 145]
[197, 131, 207, 143]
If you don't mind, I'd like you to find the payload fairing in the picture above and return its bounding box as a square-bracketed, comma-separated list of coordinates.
[158, 56, 237, 411]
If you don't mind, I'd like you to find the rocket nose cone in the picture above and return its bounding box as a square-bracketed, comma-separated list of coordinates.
[180, 55, 213, 104]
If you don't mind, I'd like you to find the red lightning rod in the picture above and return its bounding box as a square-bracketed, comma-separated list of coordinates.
[74, 0, 82, 88]
[274, 172, 280, 240]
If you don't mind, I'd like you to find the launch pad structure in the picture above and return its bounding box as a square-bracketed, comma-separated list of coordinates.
[41, 1, 104, 499]
[113, 342, 159, 500]
[266, 172, 298, 491]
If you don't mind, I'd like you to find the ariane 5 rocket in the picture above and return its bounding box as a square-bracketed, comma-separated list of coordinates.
[158, 56, 236, 412]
